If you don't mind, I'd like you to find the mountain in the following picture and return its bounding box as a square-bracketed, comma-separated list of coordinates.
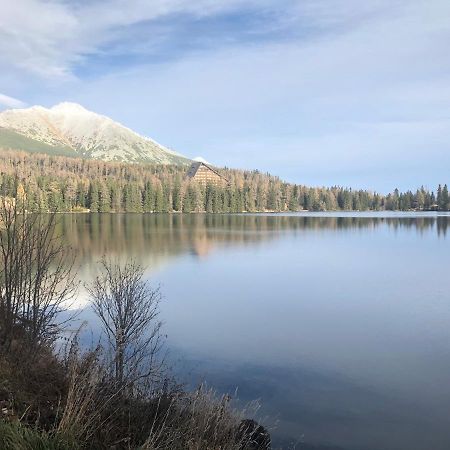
[0, 102, 190, 165]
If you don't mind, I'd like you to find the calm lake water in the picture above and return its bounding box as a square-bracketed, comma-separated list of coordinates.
[60, 212, 450, 450]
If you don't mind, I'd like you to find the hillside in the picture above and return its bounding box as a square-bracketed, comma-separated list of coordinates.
[0, 103, 190, 165]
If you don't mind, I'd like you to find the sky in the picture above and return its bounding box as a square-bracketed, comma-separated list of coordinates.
[1, 0, 450, 192]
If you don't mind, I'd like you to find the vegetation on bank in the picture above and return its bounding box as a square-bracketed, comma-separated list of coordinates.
[0, 149, 449, 213]
[0, 201, 270, 449]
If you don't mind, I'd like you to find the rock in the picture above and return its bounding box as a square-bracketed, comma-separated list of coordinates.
[238, 419, 271, 450]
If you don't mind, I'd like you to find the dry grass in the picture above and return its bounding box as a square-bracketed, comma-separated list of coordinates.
[0, 331, 271, 450]
[142, 385, 267, 450]
[57, 345, 109, 443]
[0, 339, 271, 450]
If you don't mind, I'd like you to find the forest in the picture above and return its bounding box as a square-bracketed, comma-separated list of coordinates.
[0, 149, 448, 213]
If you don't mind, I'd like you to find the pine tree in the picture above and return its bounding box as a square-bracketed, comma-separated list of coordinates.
[172, 177, 182, 212]
[437, 184, 442, 209]
[183, 186, 193, 212]
[415, 188, 425, 210]
[99, 182, 111, 212]
[442, 184, 449, 211]
[288, 185, 298, 211]
[143, 182, 155, 212]
[206, 185, 214, 213]
[76, 182, 87, 208]
[162, 184, 171, 212]
[267, 184, 278, 211]
[124, 183, 143, 212]
[154, 185, 164, 212]
[256, 185, 265, 211]
[89, 182, 100, 212]
[110, 183, 122, 212]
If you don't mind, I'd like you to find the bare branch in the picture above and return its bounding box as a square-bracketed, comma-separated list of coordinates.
[86, 258, 164, 391]
[0, 189, 78, 354]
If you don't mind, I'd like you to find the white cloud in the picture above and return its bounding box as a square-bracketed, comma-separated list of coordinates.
[0, 0, 81, 78]
[0, 0, 286, 78]
[3, 0, 442, 79]
[0, 93, 26, 109]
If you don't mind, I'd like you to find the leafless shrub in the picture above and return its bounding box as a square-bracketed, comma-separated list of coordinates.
[0, 197, 77, 354]
[87, 258, 164, 391]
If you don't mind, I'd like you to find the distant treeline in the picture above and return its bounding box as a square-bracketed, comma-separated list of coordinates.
[0, 149, 449, 213]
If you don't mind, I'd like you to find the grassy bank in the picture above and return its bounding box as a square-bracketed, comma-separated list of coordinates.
[0, 340, 269, 449]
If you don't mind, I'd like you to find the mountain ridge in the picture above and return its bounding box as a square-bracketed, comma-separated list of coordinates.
[0, 102, 190, 165]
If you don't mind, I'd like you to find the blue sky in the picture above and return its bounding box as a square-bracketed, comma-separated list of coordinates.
[1, 0, 450, 192]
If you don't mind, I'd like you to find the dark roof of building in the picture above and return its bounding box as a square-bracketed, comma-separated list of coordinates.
[186, 161, 202, 177]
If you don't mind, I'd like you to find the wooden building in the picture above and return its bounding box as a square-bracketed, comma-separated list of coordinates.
[187, 161, 228, 186]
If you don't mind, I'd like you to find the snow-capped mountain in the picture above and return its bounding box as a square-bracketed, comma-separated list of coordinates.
[0, 102, 189, 165]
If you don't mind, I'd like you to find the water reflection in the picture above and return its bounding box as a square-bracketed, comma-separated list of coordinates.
[59, 213, 449, 269]
[59, 213, 450, 450]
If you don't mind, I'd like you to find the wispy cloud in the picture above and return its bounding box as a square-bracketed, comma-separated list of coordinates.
[0, 93, 26, 109]
[0, 0, 416, 79]
[0, 0, 293, 78]
[0, 0, 80, 78]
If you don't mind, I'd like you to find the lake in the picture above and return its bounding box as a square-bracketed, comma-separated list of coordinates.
[60, 212, 450, 450]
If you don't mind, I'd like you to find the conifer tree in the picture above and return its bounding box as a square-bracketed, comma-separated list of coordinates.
[110, 184, 122, 212]
[172, 177, 182, 212]
[154, 184, 164, 212]
[437, 184, 442, 209]
[89, 182, 100, 212]
[99, 182, 111, 212]
[143, 182, 155, 212]
[442, 184, 449, 211]
[267, 185, 278, 211]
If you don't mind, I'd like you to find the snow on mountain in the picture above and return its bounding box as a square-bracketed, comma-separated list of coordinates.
[0, 102, 189, 165]
[193, 156, 211, 164]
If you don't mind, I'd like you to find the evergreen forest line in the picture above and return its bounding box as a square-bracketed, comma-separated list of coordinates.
[1, 149, 449, 213]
